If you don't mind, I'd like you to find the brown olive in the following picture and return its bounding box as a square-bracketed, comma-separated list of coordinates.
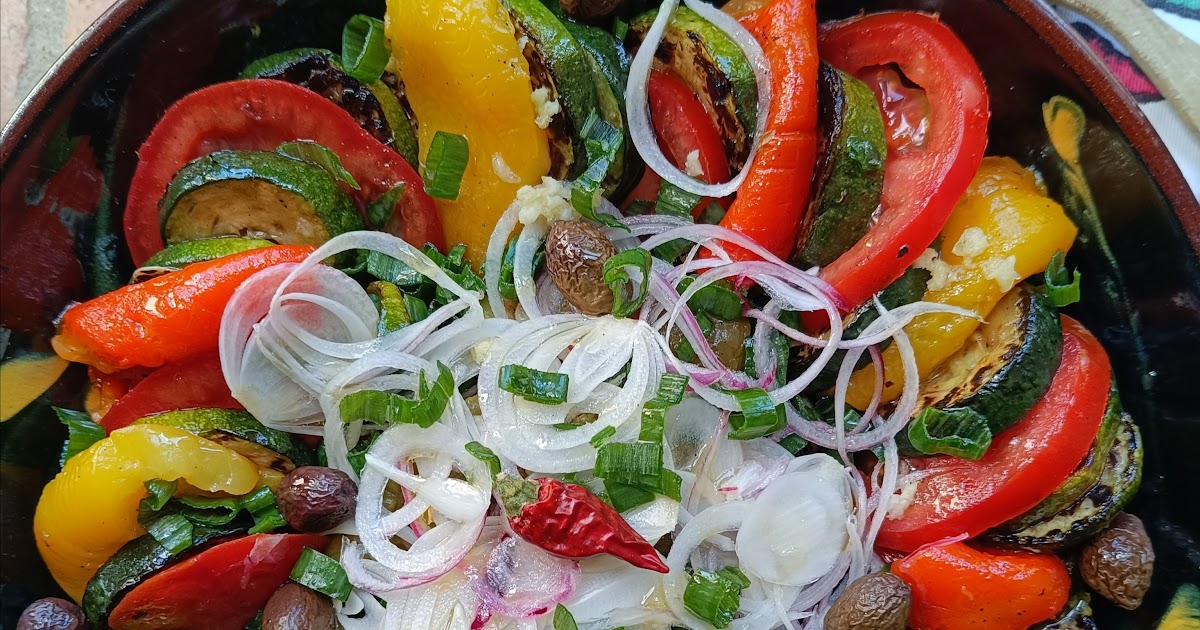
[545, 220, 618, 316]
[262, 582, 336, 630]
[561, 0, 626, 23]
[16, 598, 85, 630]
[1081, 512, 1154, 610]
[276, 466, 358, 533]
[824, 572, 911, 630]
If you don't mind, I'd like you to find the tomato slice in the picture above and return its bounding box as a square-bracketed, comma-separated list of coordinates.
[107, 533, 326, 630]
[817, 12, 989, 311]
[623, 71, 731, 216]
[100, 350, 241, 433]
[876, 317, 1111, 551]
[123, 79, 443, 265]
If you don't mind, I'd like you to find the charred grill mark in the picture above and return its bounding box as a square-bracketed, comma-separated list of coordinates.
[263, 54, 395, 147]
[381, 71, 420, 141]
[515, 20, 574, 179]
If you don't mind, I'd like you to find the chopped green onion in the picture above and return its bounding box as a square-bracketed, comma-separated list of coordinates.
[655, 374, 689, 405]
[146, 514, 193, 555]
[697, 201, 726, 225]
[613, 17, 628, 41]
[368, 281, 411, 335]
[55, 407, 105, 466]
[778, 434, 807, 456]
[568, 113, 627, 230]
[339, 362, 455, 428]
[624, 199, 655, 216]
[341, 14, 389, 84]
[589, 426, 618, 448]
[347, 433, 380, 476]
[652, 238, 695, 264]
[683, 566, 750, 629]
[552, 422, 582, 431]
[907, 406, 992, 460]
[1044, 250, 1082, 307]
[423, 131, 469, 200]
[465, 441, 502, 477]
[603, 480, 655, 513]
[595, 442, 663, 480]
[290, 547, 352, 601]
[639, 404, 668, 444]
[499, 364, 570, 404]
[243, 486, 287, 534]
[276, 141, 360, 190]
[677, 277, 742, 321]
[581, 112, 623, 164]
[448, 244, 468, 269]
[365, 251, 427, 287]
[404, 294, 429, 324]
[656, 179, 702, 218]
[727, 388, 785, 440]
[141, 479, 178, 512]
[366, 183, 405, 229]
[553, 604, 579, 630]
[498, 235, 547, 300]
[603, 249, 652, 318]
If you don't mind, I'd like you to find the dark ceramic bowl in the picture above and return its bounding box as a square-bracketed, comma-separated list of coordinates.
[1, 0, 1198, 627]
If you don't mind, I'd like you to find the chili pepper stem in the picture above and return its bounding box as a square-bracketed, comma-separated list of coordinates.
[496, 473, 541, 515]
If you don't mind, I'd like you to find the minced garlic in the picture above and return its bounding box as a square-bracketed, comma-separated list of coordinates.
[530, 87, 561, 129]
[516, 177, 578, 225]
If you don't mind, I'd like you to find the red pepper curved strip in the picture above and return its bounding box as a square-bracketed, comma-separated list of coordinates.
[498, 476, 668, 573]
[817, 12, 990, 312]
[100, 350, 242, 432]
[52, 245, 314, 373]
[718, 0, 819, 260]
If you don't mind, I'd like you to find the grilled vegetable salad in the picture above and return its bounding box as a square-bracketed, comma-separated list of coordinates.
[11, 1, 1157, 629]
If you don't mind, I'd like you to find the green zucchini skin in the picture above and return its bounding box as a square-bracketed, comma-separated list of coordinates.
[793, 63, 886, 268]
[159, 150, 363, 247]
[132, 408, 314, 467]
[789, 266, 930, 392]
[628, 6, 758, 170]
[1000, 387, 1122, 531]
[503, 0, 602, 179]
[241, 48, 419, 167]
[915, 283, 1064, 436]
[983, 413, 1143, 551]
[82, 524, 244, 626]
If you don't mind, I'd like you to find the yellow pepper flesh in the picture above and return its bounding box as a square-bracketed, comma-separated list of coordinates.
[34, 425, 262, 602]
[845, 157, 1078, 409]
[386, 0, 551, 268]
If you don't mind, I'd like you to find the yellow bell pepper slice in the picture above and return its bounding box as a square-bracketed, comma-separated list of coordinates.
[845, 157, 1078, 409]
[387, 0, 551, 268]
[34, 424, 262, 602]
[0, 353, 69, 422]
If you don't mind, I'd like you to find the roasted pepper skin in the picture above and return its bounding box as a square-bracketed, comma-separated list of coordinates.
[34, 425, 263, 602]
[893, 542, 1071, 630]
[386, 0, 552, 268]
[51, 245, 314, 373]
[846, 157, 1078, 408]
[502, 477, 668, 573]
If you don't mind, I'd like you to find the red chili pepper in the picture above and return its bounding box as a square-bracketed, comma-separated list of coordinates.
[497, 476, 667, 573]
[51, 245, 314, 373]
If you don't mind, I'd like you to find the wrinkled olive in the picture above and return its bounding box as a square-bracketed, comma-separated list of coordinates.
[561, 0, 626, 23]
[276, 466, 358, 533]
[1081, 512, 1154, 610]
[16, 598, 85, 630]
[545, 220, 618, 316]
[262, 582, 336, 630]
[824, 572, 911, 630]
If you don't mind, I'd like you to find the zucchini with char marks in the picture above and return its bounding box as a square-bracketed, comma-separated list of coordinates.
[984, 413, 1143, 551]
[159, 150, 363, 247]
[503, 0, 602, 178]
[627, 6, 758, 170]
[241, 48, 420, 166]
[792, 63, 886, 268]
[132, 408, 314, 468]
[913, 283, 1063, 436]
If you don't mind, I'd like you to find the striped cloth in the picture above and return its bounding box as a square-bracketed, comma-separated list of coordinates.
[0, 0, 1196, 194]
[1051, 0, 1200, 194]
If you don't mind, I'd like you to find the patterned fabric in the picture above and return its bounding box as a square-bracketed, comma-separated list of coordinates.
[1053, 2, 1200, 195]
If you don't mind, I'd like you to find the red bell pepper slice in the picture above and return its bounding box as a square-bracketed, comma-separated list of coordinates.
[876, 317, 1111, 551]
[123, 79, 443, 265]
[100, 350, 242, 433]
[107, 533, 327, 630]
[623, 71, 731, 216]
[52, 245, 314, 373]
[817, 12, 989, 311]
[717, 0, 819, 260]
[893, 541, 1071, 630]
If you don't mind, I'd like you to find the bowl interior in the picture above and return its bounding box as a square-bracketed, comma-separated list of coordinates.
[1, 0, 1198, 627]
